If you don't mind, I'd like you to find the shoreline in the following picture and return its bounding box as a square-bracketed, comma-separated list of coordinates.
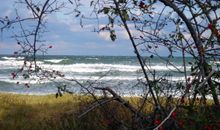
[0, 91, 55, 96]
[0, 90, 217, 100]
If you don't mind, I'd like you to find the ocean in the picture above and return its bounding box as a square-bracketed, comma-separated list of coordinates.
[0, 55, 197, 95]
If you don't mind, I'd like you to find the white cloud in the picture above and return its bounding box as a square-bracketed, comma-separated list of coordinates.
[97, 23, 141, 41]
[98, 28, 142, 41]
[98, 30, 130, 41]
[98, 31, 111, 41]
[3, 9, 12, 17]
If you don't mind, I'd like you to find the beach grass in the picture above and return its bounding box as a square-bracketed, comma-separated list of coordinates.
[0, 93, 220, 130]
[0, 93, 91, 130]
[0, 93, 132, 130]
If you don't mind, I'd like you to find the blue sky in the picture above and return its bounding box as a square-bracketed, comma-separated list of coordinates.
[0, 0, 170, 56]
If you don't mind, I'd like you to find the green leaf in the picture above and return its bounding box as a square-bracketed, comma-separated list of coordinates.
[103, 7, 110, 14]
[35, 6, 40, 12]
[110, 30, 116, 41]
[23, 73, 30, 79]
[133, 0, 137, 5]
[121, 10, 129, 20]
[177, 32, 183, 40]
[119, 0, 126, 3]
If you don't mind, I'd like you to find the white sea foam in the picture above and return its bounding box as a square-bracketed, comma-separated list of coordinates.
[0, 75, 51, 84]
[77, 76, 187, 81]
[40, 63, 139, 73]
[0, 79, 49, 84]
[44, 59, 66, 63]
[0, 75, 137, 85]
[64, 75, 138, 81]
[2, 56, 24, 60]
[0, 60, 44, 68]
[0, 75, 188, 85]
[149, 65, 191, 71]
[85, 57, 99, 60]
[164, 77, 185, 81]
[40, 63, 190, 73]
[211, 61, 220, 64]
[0, 59, 191, 73]
[0, 60, 25, 68]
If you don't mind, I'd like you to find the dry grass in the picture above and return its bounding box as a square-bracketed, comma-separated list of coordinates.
[0, 93, 219, 130]
[0, 93, 130, 130]
[0, 93, 89, 130]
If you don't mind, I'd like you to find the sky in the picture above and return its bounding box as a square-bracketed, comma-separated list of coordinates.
[0, 0, 170, 56]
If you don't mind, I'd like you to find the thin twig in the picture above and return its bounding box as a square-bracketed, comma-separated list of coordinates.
[153, 107, 177, 130]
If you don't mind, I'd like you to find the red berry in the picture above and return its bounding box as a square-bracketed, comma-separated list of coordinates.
[139, 1, 145, 8]
[208, 24, 213, 29]
[154, 120, 161, 125]
[11, 72, 16, 79]
[171, 111, 177, 118]
[182, 47, 186, 51]
[178, 120, 184, 128]
[187, 77, 191, 82]
[204, 125, 212, 130]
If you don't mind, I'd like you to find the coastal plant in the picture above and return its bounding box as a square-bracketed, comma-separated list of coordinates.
[85, 0, 220, 103]
[73, 0, 220, 129]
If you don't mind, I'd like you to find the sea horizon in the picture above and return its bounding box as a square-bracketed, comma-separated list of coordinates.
[0, 53, 195, 58]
